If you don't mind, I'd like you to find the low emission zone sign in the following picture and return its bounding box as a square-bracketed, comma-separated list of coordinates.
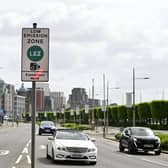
[21, 28, 49, 82]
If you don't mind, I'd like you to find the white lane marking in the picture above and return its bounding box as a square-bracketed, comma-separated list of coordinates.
[0, 150, 10, 156]
[12, 167, 16, 168]
[15, 154, 22, 164]
[26, 140, 31, 147]
[141, 158, 168, 167]
[40, 145, 46, 150]
[22, 147, 28, 154]
[27, 155, 31, 164]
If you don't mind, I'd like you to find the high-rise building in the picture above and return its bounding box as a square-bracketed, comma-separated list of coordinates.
[50, 92, 66, 111]
[13, 95, 26, 120]
[88, 98, 101, 108]
[36, 88, 44, 112]
[17, 84, 31, 114]
[68, 88, 88, 109]
[0, 79, 6, 110]
[4, 84, 15, 119]
[36, 83, 50, 96]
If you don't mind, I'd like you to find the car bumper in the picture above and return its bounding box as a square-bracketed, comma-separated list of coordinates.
[39, 128, 55, 134]
[53, 150, 97, 162]
[133, 141, 160, 151]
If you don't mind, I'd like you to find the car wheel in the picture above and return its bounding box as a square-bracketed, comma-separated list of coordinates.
[89, 161, 97, 165]
[46, 145, 50, 159]
[144, 150, 148, 154]
[119, 142, 124, 152]
[128, 143, 136, 154]
[39, 132, 42, 135]
[155, 150, 161, 155]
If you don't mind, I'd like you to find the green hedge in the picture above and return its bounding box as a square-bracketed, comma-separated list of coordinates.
[62, 123, 91, 130]
[155, 132, 168, 151]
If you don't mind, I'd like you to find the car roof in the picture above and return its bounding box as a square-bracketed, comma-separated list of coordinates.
[124, 127, 152, 131]
[56, 129, 79, 132]
[41, 121, 54, 124]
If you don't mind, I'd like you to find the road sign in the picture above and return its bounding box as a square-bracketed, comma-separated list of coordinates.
[21, 28, 49, 82]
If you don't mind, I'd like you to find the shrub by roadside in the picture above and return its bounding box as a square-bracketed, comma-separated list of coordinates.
[62, 123, 91, 130]
[155, 132, 168, 151]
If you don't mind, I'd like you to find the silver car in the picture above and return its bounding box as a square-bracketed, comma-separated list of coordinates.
[46, 129, 97, 165]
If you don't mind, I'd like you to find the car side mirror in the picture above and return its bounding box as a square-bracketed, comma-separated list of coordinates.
[90, 138, 96, 143]
[125, 130, 130, 137]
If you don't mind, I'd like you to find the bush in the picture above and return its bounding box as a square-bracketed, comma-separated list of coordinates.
[115, 132, 121, 140]
[61, 123, 91, 130]
[155, 132, 168, 151]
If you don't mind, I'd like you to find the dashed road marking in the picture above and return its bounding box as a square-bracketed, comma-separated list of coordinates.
[27, 155, 31, 164]
[22, 147, 28, 154]
[26, 140, 31, 147]
[0, 150, 10, 156]
[13, 139, 32, 167]
[15, 154, 22, 164]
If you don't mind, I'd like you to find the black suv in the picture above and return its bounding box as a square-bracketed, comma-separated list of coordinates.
[119, 127, 161, 155]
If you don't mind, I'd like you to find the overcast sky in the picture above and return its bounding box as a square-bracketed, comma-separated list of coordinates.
[1, 0, 168, 104]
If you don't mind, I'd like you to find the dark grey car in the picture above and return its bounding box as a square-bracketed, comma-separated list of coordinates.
[119, 127, 161, 155]
[39, 121, 56, 135]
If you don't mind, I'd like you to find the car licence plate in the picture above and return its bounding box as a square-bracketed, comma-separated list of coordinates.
[144, 144, 153, 147]
[45, 129, 50, 132]
[71, 154, 83, 158]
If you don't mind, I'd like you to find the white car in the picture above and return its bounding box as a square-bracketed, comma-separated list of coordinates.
[46, 129, 97, 165]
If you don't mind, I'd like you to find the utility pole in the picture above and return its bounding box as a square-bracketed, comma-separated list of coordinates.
[92, 78, 95, 129]
[132, 68, 135, 126]
[106, 80, 109, 134]
[103, 74, 106, 138]
[31, 23, 37, 168]
[132, 67, 149, 126]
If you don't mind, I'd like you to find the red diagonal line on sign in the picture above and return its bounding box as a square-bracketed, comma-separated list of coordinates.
[32, 68, 44, 80]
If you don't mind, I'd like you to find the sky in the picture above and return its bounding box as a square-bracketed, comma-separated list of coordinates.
[0, 0, 168, 104]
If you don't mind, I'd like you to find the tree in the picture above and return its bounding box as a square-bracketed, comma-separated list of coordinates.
[150, 100, 165, 125]
[137, 102, 151, 124]
[118, 105, 127, 124]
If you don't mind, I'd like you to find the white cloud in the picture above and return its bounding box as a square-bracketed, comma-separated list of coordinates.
[1, 0, 168, 103]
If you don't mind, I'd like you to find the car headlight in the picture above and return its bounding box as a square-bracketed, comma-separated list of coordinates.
[57, 146, 66, 151]
[88, 148, 96, 152]
[156, 138, 160, 143]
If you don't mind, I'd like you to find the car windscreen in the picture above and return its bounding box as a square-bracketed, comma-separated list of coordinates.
[131, 128, 154, 136]
[56, 131, 88, 140]
[41, 122, 54, 126]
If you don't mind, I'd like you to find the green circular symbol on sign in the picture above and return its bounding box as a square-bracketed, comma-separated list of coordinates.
[27, 45, 44, 61]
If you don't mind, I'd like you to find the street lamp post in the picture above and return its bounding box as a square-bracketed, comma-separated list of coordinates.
[103, 74, 106, 138]
[92, 78, 95, 129]
[132, 67, 149, 126]
[107, 85, 120, 134]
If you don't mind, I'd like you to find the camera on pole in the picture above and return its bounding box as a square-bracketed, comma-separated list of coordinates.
[30, 63, 40, 71]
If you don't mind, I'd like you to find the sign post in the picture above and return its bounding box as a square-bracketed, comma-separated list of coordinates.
[21, 23, 49, 168]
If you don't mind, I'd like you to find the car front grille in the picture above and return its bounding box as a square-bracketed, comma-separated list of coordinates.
[136, 139, 159, 148]
[66, 147, 88, 153]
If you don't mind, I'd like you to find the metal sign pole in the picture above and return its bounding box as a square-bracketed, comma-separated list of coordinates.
[31, 23, 37, 168]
